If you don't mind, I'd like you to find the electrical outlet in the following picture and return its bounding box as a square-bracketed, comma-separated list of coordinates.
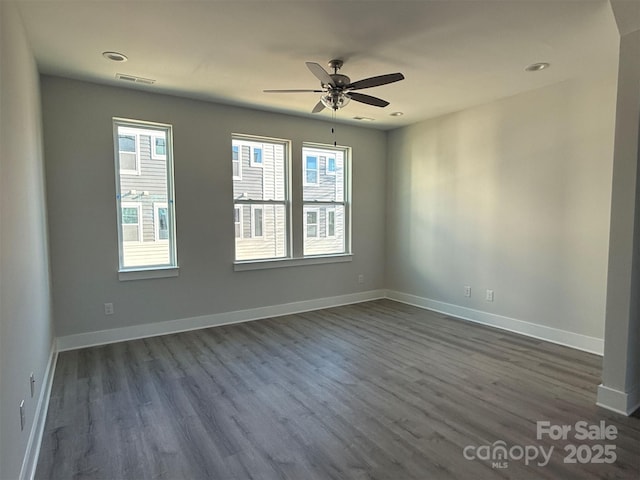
[104, 303, 114, 315]
[357, 274, 364, 284]
[19, 400, 25, 431]
[30, 372, 35, 398]
[464, 286, 471, 297]
[486, 289, 494, 302]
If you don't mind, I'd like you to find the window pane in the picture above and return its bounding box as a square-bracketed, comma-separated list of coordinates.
[155, 137, 166, 156]
[253, 208, 263, 237]
[303, 205, 346, 255]
[303, 148, 344, 202]
[116, 123, 176, 269]
[157, 207, 169, 240]
[232, 140, 285, 201]
[234, 203, 287, 261]
[122, 207, 138, 224]
[119, 135, 136, 152]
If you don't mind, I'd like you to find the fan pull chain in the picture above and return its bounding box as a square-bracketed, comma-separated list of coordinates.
[331, 110, 337, 147]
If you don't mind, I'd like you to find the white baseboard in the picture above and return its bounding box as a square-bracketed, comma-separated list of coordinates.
[597, 384, 640, 416]
[57, 290, 386, 351]
[19, 343, 58, 480]
[386, 290, 604, 355]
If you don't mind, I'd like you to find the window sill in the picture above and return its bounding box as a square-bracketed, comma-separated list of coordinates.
[234, 254, 352, 271]
[118, 266, 179, 281]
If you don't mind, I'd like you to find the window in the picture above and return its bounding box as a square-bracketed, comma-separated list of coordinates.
[251, 146, 263, 166]
[233, 136, 288, 261]
[305, 209, 319, 238]
[326, 208, 336, 237]
[154, 203, 169, 241]
[232, 136, 349, 265]
[326, 157, 336, 174]
[114, 118, 177, 271]
[232, 145, 241, 179]
[252, 206, 264, 238]
[234, 206, 242, 238]
[118, 130, 139, 174]
[121, 202, 141, 242]
[303, 144, 349, 256]
[152, 134, 167, 160]
[304, 156, 318, 185]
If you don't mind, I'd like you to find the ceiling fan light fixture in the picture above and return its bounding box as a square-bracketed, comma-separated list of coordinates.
[321, 91, 350, 111]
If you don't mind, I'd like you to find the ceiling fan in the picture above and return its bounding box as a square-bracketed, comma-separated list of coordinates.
[264, 59, 405, 113]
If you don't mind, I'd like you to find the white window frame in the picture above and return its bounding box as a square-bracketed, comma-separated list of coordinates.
[154, 202, 169, 242]
[251, 205, 264, 238]
[325, 208, 336, 238]
[121, 202, 142, 243]
[304, 155, 319, 185]
[118, 128, 141, 175]
[302, 143, 350, 257]
[114, 118, 178, 278]
[151, 134, 167, 160]
[232, 144, 242, 180]
[305, 208, 320, 238]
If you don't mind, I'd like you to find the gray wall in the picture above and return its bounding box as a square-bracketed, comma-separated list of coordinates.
[0, 3, 54, 479]
[41, 76, 387, 337]
[385, 74, 618, 340]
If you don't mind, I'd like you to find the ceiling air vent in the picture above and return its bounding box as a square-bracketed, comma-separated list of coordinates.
[115, 73, 156, 85]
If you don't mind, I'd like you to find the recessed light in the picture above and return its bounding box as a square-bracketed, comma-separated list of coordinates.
[390, 112, 404, 117]
[353, 116, 375, 121]
[102, 51, 128, 62]
[525, 62, 550, 72]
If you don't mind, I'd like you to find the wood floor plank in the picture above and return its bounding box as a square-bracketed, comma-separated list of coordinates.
[36, 300, 640, 479]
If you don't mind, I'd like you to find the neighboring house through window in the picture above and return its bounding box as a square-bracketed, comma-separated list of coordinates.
[114, 118, 177, 271]
[232, 135, 288, 261]
[302, 144, 349, 256]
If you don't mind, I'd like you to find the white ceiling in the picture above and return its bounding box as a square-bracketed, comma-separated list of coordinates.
[16, 0, 621, 129]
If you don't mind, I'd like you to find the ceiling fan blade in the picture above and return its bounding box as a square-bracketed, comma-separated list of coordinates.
[346, 92, 389, 107]
[306, 62, 335, 87]
[347, 73, 405, 91]
[311, 100, 325, 113]
[263, 89, 324, 93]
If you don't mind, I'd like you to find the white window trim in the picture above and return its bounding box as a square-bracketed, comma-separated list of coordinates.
[305, 207, 320, 238]
[121, 202, 142, 243]
[304, 155, 319, 186]
[325, 208, 336, 238]
[251, 205, 264, 239]
[232, 145, 242, 180]
[154, 202, 169, 242]
[151, 134, 167, 160]
[118, 128, 141, 175]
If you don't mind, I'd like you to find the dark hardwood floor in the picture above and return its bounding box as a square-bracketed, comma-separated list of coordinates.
[36, 300, 640, 479]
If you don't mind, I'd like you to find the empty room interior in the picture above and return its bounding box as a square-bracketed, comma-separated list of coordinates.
[1, 0, 640, 479]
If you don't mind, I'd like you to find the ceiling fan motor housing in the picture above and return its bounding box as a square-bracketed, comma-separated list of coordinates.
[329, 74, 351, 88]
